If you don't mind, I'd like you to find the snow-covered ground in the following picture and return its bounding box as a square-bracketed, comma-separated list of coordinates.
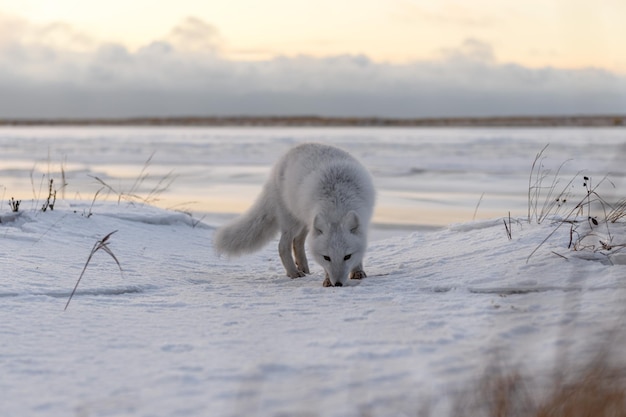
[1, 127, 626, 416]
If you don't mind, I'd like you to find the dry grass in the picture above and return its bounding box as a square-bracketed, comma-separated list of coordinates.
[9, 197, 20, 212]
[27, 156, 66, 212]
[90, 152, 177, 207]
[527, 144, 578, 225]
[41, 178, 57, 212]
[607, 198, 626, 223]
[536, 360, 626, 417]
[525, 145, 626, 262]
[454, 353, 626, 417]
[527, 173, 617, 260]
[64, 230, 123, 310]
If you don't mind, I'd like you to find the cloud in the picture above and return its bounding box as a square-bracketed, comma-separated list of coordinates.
[0, 14, 625, 118]
[438, 38, 495, 64]
[166, 17, 222, 54]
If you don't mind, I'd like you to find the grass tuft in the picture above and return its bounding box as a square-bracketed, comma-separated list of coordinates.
[89, 152, 177, 207]
[527, 144, 579, 225]
[64, 230, 123, 311]
[454, 353, 626, 417]
[41, 178, 57, 212]
[525, 144, 626, 262]
[9, 197, 20, 212]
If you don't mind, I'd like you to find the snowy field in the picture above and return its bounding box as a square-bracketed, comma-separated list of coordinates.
[2, 127, 626, 416]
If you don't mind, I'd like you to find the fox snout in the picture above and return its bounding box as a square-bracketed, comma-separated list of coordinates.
[321, 262, 368, 287]
[323, 279, 342, 287]
[323, 274, 345, 287]
[322, 264, 349, 287]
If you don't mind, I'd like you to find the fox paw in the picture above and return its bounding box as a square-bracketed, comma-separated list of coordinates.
[350, 270, 367, 280]
[287, 270, 306, 278]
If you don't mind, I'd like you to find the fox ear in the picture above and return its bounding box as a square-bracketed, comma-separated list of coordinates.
[343, 211, 360, 234]
[313, 214, 324, 235]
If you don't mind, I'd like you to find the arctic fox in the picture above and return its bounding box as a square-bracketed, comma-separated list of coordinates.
[214, 143, 376, 287]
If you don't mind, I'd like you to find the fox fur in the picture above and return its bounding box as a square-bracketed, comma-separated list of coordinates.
[214, 143, 376, 287]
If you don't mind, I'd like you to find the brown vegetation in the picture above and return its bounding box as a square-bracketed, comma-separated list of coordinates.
[454, 354, 626, 417]
[1, 115, 624, 127]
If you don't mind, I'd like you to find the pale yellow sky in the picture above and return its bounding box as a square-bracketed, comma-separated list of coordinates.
[1, 0, 624, 73]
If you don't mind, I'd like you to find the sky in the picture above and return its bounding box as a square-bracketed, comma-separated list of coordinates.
[0, 0, 625, 118]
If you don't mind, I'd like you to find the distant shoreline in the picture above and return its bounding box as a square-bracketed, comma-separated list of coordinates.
[1, 115, 624, 127]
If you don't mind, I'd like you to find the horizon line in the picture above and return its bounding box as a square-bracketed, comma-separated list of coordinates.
[1, 114, 624, 127]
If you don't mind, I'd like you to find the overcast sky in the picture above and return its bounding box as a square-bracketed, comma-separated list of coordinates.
[1, 1, 625, 118]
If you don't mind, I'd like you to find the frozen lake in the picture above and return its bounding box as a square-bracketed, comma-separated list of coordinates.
[1, 126, 625, 231]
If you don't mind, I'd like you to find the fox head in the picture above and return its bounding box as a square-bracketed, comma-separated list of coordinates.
[310, 210, 367, 287]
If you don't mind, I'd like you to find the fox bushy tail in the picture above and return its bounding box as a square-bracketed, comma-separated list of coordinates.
[214, 185, 279, 256]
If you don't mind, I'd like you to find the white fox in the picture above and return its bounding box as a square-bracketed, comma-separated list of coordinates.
[214, 143, 376, 287]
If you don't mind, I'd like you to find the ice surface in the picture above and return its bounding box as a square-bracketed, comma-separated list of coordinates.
[1, 126, 625, 228]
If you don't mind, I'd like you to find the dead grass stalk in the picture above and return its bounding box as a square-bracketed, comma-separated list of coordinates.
[64, 230, 123, 310]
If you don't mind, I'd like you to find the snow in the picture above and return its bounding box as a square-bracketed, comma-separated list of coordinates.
[1, 127, 626, 416]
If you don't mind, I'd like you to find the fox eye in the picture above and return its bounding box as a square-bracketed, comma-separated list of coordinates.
[323, 256, 331, 262]
[344, 254, 351, 261]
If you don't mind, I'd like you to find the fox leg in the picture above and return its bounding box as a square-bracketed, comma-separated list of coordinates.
[279, 231, 305, 278]
[292, 227, 310, 274]
[350, 263, 367, 280]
